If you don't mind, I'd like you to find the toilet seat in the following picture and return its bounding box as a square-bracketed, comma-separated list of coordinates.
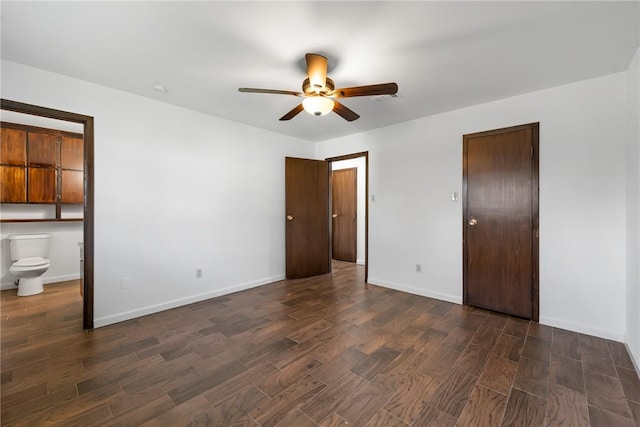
[12, 257, 50, 268]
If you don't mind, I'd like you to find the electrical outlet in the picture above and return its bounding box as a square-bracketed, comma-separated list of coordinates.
[416, 264, 422, 273]
[196, 269, 203, 278]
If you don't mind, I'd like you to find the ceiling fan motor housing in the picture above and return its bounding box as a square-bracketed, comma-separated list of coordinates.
[303, 77, 335, 96]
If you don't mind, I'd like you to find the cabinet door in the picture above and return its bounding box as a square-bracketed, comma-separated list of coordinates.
[61, 136, 83, 170]
[0, 166, 26, 202]
[28, 168, 57, 203]
[28, 132, 58, 167]
[1, 128, 27, 166]
[61, 170, 83, 203]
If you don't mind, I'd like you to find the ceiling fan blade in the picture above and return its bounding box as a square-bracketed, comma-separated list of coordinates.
[333, 100, 360, 122]
[305, 53, 328, 90]
[333, 83, 398, 98]
[239, 88, 302, 97]
[279, 104, 304, 121]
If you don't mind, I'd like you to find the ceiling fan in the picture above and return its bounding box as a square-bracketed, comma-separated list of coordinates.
[239, 53, 398, 122]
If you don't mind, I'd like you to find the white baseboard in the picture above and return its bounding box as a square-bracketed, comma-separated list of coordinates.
[623, 339, 640, 376]
[367, 277, 462, 305]
[539, 315, 625, 342]
[1, 274, 80, 291]
[356, 259, 365, 266]
[94, 274, 285, 328]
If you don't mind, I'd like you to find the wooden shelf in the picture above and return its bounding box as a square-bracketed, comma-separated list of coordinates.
[0, 218, 83, 223]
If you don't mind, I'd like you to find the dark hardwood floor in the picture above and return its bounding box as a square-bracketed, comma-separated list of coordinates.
[2, 262, 640, 426]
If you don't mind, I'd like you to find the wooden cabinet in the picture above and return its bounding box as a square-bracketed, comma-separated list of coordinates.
[60, 136, 84, 203]
[28, 168, 57, 203]
[1, 128, 27, 165]
[61, 170, 83, 203]
[61, 136, 84, 170]
[28, 132, 58, 167]
[1, 128, 27, 203]
[1, 122, 84, 218]
[0, 166, 26, 202]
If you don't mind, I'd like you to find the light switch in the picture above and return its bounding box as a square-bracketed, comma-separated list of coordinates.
[451, 191, 459, 202]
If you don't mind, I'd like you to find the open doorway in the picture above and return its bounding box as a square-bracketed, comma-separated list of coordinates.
[327, 152, 368, 282]
[284, 152, 368, 283]
[1, 99, 94, 329]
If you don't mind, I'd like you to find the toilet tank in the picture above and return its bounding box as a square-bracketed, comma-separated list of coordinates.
[8, 234, 52, 261]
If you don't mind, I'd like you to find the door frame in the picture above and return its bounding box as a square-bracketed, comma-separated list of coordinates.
[326, 151, 369, 283]
[1, 99, 94, 329]
[462, 123, 539, 321]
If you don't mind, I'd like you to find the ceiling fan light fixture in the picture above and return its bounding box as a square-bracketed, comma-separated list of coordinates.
[302, 96, 334, 116]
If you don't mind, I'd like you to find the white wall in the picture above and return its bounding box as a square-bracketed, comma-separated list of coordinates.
[626, 46, 640, 367]
[317, 72, 629, 341]
[1, 60, 314, 327]
[332, 157, 366, 264]
[0, 222, 83, 288]
[2, 59, 633, 345]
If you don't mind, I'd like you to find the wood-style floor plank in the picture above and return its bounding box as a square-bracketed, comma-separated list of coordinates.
[2, 268, 639, 426]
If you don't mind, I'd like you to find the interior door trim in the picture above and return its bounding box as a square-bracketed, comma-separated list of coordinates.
[462, 123, 539, 321]
[325, 151, 369, 283]
[1, 99, 94, 329]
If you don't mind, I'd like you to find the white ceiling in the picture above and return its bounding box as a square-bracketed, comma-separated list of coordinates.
[1, 1, 638, 142]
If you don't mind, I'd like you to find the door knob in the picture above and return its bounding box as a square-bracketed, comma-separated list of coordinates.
[332, 214, 338, 218]
[286, 215, 294, 221]
[469, 218, 478, 226]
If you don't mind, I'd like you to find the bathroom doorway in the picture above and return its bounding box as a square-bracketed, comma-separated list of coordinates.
[1, 99, 94, 329]
[327, 152, 368, 281]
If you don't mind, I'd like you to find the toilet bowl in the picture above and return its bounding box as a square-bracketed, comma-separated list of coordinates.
[10, 257, 51, 296]
[8, 234, 52, 297]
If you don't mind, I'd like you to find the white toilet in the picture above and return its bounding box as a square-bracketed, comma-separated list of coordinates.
[9, 234, 52, 296]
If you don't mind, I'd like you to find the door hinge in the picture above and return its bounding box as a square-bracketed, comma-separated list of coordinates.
[531, 146, 534, 158]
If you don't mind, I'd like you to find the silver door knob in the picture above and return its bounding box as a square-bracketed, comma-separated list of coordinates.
[469, 218, 478, 226]
[332, 214, 338, 218]
[286, 215, 294, 221]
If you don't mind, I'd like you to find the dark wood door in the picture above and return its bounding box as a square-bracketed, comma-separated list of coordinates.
[332, 168, 357, 262]
[285, 157, 330, 279]
[463, 123, 539, 320]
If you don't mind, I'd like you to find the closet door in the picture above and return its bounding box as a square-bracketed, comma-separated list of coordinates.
[463, 123, 539, 320]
